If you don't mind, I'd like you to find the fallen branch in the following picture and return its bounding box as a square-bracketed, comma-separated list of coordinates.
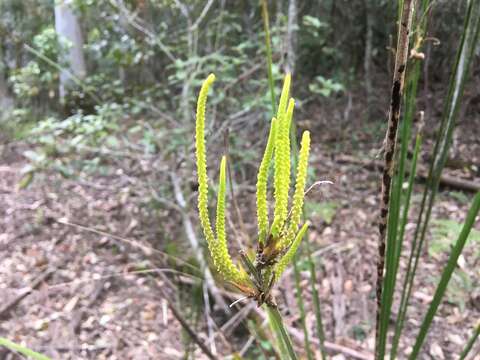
[71, 279, 107, 334]
[336, 154, 480, 192]
[155, 271, 218, 360]
[166, 292, 218, 360]
[0, 267, 54, 319]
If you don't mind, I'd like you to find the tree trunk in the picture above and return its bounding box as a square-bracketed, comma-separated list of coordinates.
[285, 0, 298, 75]
[54, 0, 86, 102]
[0, 40, 13, 116]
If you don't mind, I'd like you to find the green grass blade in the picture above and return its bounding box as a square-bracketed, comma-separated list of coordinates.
[0, 337, 51, 360]
[260, 0, 276, 114]
[293, 255, 314, 360]
[23, 44, 101, 105]
[377, 160, 403, 358]
[412, 0, 480, 290]
[390, 128, 423, 359]
[275, 223, 308, 280]
[265, 305, 298, 360]
[305, 238, 327, 360]
[409, 192, 480, 359]
[459, 323, 480, 360]
[396, 3, 480, 355]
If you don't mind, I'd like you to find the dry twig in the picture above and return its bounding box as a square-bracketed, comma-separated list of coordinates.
[0, 267, 55, 319]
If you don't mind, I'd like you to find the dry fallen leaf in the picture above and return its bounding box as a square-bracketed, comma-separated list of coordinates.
[430, 342, 445, 359]
[344, 279, 353, 295]
[413, 291, 433, 303]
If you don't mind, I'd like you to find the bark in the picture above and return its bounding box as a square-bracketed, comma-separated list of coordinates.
[0, 70, 13, 113]
[54, 0, 86, 101]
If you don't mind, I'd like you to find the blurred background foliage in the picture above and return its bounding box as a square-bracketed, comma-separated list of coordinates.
[0, 0, 472, 184]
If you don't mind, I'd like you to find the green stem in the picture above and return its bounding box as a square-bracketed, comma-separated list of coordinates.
[395, 4, 480, 357]
[0, 337, 51, 360]
[459, 323, 480, 360]
[265, 305, 298, 360]
[293, 255, 314, 360]
[305, 239, 327, 360]
[260, 0, 276, 115]
[390, 129, 423, 359]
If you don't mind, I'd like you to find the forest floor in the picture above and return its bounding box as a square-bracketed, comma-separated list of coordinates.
[1, 104, 479, 359]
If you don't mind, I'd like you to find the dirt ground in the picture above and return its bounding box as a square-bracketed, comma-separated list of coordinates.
[1, 104, 479, 359]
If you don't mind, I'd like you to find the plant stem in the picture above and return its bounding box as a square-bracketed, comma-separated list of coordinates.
[390, 122, 424, 359]
[375, 0, 416, 358]
[293, 255, 314, 360]
[393, 2, 480, 356]
[265, 305, 298, 360]
[0, 337, 51, 360]
[260, 0, 276, 115]
[459, 323, 480, 360]
[305, 239, 327, 360]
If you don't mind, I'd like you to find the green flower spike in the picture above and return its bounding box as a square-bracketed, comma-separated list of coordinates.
[195, 73, 216, 248]
[195, 72, 314, 308]
[195, 74, 244, 284]
[256, 117, 277, 245]
[271, 78, 293, 237]
[281, 130, 311, 249]
[215, 156, 245, 283]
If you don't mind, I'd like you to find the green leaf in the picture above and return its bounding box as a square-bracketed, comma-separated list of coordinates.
[0, 337, 50, 360]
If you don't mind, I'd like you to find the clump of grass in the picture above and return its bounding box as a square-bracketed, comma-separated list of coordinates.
[376, 0, 480, 359]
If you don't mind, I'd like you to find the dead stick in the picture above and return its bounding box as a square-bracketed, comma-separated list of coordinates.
[335, 154, 480, 192]
[166, 298, 217, 360]
[375, 0, 416, 357]
[0, 268, 54, 319]
[71, 279, 106, 334]
[156, 272, 218, 360]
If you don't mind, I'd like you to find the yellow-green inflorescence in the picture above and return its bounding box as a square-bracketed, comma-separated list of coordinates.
[195, 74, 245, 285]
[256, 117, 277, 246]
[194, 72, 311, 304]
